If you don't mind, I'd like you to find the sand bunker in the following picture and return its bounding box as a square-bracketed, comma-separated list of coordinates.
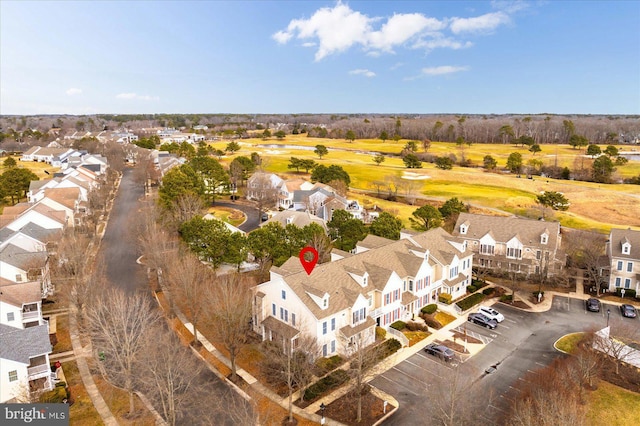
[402, 172, 431, 180]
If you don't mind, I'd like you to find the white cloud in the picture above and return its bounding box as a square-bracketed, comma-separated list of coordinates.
[450, 12, 510, 34]
[368, 13, 446, 52]
[413, 37, 473, 50]
[116, 93, 159, 101]
[302, 42, 316, 47]
[66, 88, 82, 96]
[491, 0, 530, 14]
[349, 69, 376, 77]
[421, 65, 469, 76]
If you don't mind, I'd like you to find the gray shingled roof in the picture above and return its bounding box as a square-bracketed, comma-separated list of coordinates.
[0, 244, 47, 269]
[0, 323, 52, 364]
[0, 222, 59, 245]
[610, 228, 640, 259]
[452, 212, 560, 250]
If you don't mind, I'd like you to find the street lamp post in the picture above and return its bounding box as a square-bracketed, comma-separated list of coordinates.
[320, 402, 326, 425]
[607, 308, 611, 327]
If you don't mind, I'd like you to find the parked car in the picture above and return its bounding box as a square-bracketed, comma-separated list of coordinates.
[468, 313, 498, 329]
[478, 306, 505, 322]
[586, 298, 601, 312]
[620, 304, 637, 318]
[424, 343, 455, 361]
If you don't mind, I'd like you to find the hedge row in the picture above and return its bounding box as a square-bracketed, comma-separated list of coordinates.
[438, 293, 453, 304]
[421, 304, 437, 315]
[303, 369, 349, 401]
[315, 355, 344, 375]
[616, 288, 637, 298]
[455, 293, 486, 311]
[468, 280, 489, 293]
[390, 321, 407, 331]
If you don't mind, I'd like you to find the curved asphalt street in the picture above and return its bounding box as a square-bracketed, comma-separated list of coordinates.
[95, 166, 251, 424]
[214, 199, 260, 232]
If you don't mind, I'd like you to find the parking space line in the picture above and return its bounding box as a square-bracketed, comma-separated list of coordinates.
[404, 359, 445, 378]
[505, 318, 518, 324]
[375, 373, 421, 396]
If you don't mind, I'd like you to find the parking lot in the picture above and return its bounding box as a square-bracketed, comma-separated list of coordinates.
[373, 296, 638, 425]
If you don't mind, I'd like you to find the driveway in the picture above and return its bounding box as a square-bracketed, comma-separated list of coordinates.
[374, 297, 626, 425]
[214, 199, 260, 232]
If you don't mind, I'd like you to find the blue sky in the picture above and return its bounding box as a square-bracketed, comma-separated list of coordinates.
[1, 1, 638, 115]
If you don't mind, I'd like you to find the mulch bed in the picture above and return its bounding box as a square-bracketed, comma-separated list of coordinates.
[320, 387, 393, 426]
[498, 300, 531, 310]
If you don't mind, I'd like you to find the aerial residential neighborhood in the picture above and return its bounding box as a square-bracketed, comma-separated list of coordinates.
[2, 1, 640, 425]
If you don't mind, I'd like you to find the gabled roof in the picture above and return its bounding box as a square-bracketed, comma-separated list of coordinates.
[357, 234, 395, 251]
[0, 323, 52, 364]
[452, 213, 560, 250]
[609, 228, 640, 260]
[265, 227, 467, 320]
[0, 280, 41, 307]
[0, 222, 58, 245]
[260, 210, 327, 231]
[42, 187, 80, 210]
[0, 243, 47, 269]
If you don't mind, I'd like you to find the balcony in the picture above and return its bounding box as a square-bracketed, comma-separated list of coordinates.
[27, 363, 50, 379]
[22, 310, 41, 321]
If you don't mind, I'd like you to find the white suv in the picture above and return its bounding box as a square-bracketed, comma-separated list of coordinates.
[478, 306, 504, 323]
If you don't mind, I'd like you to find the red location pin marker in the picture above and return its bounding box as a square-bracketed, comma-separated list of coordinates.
[299, 246, 319, 275]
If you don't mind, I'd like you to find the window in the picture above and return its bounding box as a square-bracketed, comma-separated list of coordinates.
[331, 318, 335, 331]
[536, 250, 541, 260]
[541, 234, 548, 244]
[625, 278, 631, 289]
[627, 262, 633, 272]
[507, 247, 522, 259]
[352, 307, 367, 325]
[409, 280, 414, 292]
[622, 243, 630, 254]
[280, 307, 284, 320]
[615, 277, 621, 287]
[8, 370, 18, 382]
[384, 293, 391, 305]
[7, 312, 15, 322]
[617, 261, 623, 271]
[450, 266, 458, 279]
[323, 321, 327, 335]
[331, 340, 335, 354]
[322, 344, 327, 357]
[368, 296, 373, 307]
[281, 290, 286, 300]
[460, 224, 467, 234]
[480, 244, 495, 255]
[323, 298, 327, 308]
[15, 274, 22, 282]
[272, 304, 276, 316]
[291, 313, 296, 326]
[393, 289, 400, 301]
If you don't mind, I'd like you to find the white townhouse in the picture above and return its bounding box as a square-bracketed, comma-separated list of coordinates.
[21, 147, 75, 164]
[452, 213, 564, 277]
[606, 228, 640, 295]
[252, 228, 472, 357]
[0, 279, 54, 403]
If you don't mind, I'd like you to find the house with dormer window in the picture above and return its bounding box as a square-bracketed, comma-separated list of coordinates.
[452, 213, 564, 277]
[252, 227, 472, 357]
[606, 228, 640, 295]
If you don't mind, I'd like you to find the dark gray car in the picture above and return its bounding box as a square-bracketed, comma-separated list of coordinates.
[620, 304, 637, 318]
[468, 312, 498, 329]
[586, 298, 601, 312]
[424, 343, 455, 361]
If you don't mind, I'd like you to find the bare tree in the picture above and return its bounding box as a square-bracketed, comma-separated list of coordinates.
[169, 193, 205, 225]
[49, 228, 92, 310]
[260, 333, 320, 423]
[427, 364, 493, 426]
[204, 273, 253, 382]
[563, 229, 608, 294]
[593, 322, 639, 375]
[507, 358, 586, 426]
[135, 200, 178, 274]
[165, 251, 210, 345]
[84, 289, 160, 416]
[138, 325, 204, 425]
[340, 328, 379, 423]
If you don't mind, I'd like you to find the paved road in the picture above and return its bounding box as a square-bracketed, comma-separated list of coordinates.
[214, 199, 260, 232]
[95, 166, 252, 423]
[374, 296, 634, 425]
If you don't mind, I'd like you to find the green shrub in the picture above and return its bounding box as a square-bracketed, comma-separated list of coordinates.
[375, 326, 387, 340]
[455, 293, 486, 311]
[314, 355, 344, 375]
[467, 284, 477, 293]
[500, 294, 513, 303]
[378, 338, 402, 359]
[616, 288, 636, 298]
[482, 287, 495, 296]
[421, 304, 437, 315]
[473, 279, 489, 290]
[438, 293, 452, 304]
[303, 369, 349, 401]
[390, 321, 406, 331]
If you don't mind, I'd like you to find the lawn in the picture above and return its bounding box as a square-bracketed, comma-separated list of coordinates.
[210, 136, 640, 231]
[404, 330, 430, 347]
[62, 361, 103, 426]
[586, 381, 640, 426]
[434, 311, 457, 327]
[52, 314, 73, 354]
[554, 332, 585, 353]
[207, 206, 245, 227]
